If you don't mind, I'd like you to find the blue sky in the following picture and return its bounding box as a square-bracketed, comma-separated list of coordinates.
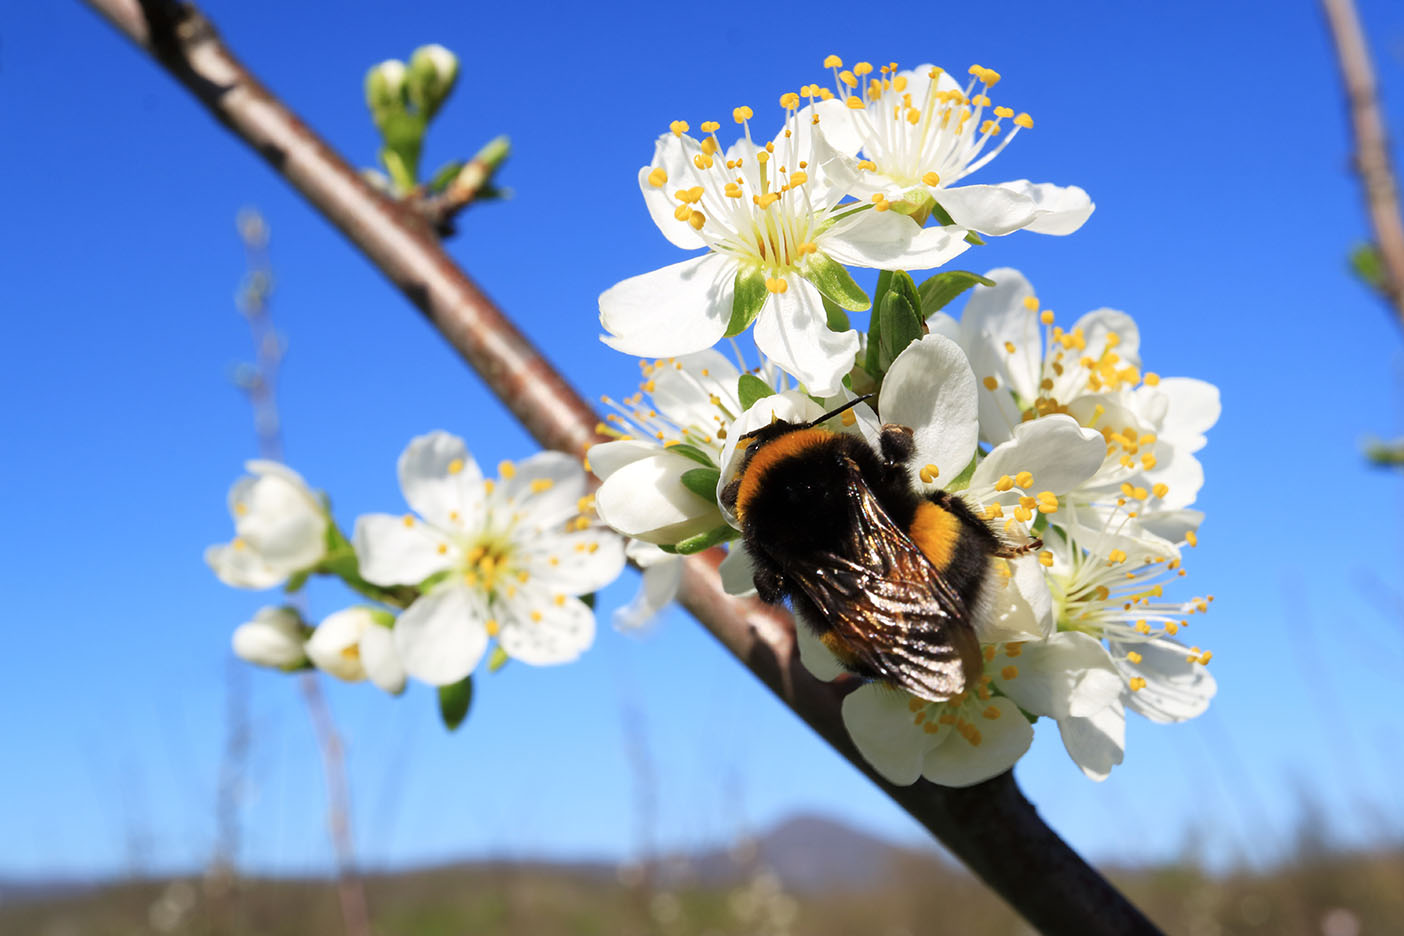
[3, 0, 1404, 879]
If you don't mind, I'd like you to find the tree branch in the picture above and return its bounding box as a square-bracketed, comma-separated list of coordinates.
[84, 2, 1161, 932]
[1322, 0, 1404, 327]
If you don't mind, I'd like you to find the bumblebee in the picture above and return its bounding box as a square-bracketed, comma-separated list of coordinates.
[720, 398, 1037, 702]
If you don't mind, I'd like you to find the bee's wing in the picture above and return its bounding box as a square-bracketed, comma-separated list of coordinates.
[780, 462, 982, 702]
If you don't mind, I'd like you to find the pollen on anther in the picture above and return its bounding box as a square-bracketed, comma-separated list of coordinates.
[669, 120, 689, 137]
[647, 168, 668, 188]
[1129, 677, 1147, 691]
[1001, 665, 1019, 680]
[732, 105, 753, 123]
[982, 376, 999, 391]
[922, 171, 940, 186]
[402, 514, 415, 528]
[918, 463, 940, 484]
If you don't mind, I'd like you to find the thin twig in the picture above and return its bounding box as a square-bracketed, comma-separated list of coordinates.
[84, 2, 1161, 932]
[1322, 0, 1404, 327]
[407, 135, 511, 237]
[232, 208, 371, 936]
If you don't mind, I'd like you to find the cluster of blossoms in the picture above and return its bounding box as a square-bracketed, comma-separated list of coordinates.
[208, 434, 625, 726]
[591, 56, 1217, 785]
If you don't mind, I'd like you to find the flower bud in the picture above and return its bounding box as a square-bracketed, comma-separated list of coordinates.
[364, 59, 407, 126]
[232, 606, 307, 669]
[407, 44, 459, 119]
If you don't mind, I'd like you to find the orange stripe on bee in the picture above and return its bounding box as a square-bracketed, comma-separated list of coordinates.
[735, 428, 833, 521]
[909, 501, 962, 572]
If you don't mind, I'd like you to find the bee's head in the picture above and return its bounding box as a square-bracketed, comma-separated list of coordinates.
[720, 396, 872, 515]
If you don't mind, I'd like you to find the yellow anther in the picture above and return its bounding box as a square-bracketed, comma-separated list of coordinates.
[497, 460, 517, 480]
[780, 91, 800, 110]
[1022, 296, 1039, 312]
[1135, 621, 1151, 635]
[1014, 506, 1033, 523]
[818, 88, 834, 101]
[724, 182, 742, 198]
[232, 536, 246, 550]
[689, 210, 705, 230]
[647, 167, 668, 188]
[436, 543, 448, 555]
[669, 120, 689, 136]
[402, 514, 415, 528]
[1141, 453, 1157, 470]
[856, 159, 876, 171]
[446, 457, 466, 475]
[874, 200, 891, 212]
[693, 153, 713, 170]
[908, 697, 924, 712]
[1038, 549, 1053, 567]
[1186, 530, 1198, 547]
[854, 61, 873, 76]
[1132, 486, 1148, 500]
[871, 193, 886, 203]
[530, 610, 543, 623]
[765, 277, 789, 294]
[1129, 677, 1147, 692]
[846, 95, 866, 110]
[755, 191, 780, 209]
[732, 105, 753, 123]
[973, 94, 991, 107]
[1004, 642, 1024, 658]
[1019, 495, 1036, 511]
[1125, 651, 1143, 665]
[983, 376, 999, 391]
[530, 478, 554, 494]
[789, 171, 808, 186]
[994, 106, 1014, 119]
[921, 171, 941, 186]
[1014, 470, 1034, 489]
[1000, 665, 1019, 680]
[1198, 651, 1213, 665]
[1108, 549, 1128, 564]
[700, 120, 720, 133]
[1165, 620, 1180, 635]
[1003, 340, 1017, 354]
[918, 463, 940, 484]
[983, 645, 997, 662]
[1013, 112, 1033, 128]
[673, 204, 692, 222]
[994, 474, 1015, 492]
[823, 54, 843, 68]
[983, 706, 1001, 720]
[839, 70, 857, 88]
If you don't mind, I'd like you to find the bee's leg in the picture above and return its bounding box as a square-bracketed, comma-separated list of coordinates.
[878, 423, 916, 467]
[994, 537, 1044, 558]
[753, 563, 787, 604]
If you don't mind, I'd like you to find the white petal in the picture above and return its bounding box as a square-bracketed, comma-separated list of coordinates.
[231, 607, 305, 668]
[594, 451, 722, 544]
[397, 431, 483, 528]
[500, 450, 589, 530]
[352, 513, 454, 586]
[971, 415, 1106, 497]
[921, 697, 1032, 787]
[1058, 700, 1125, 781]
[394, 585, 489, 685]
[639, 133, 707, 250]
[794, 620, 846, 682]
[925, 311, 960, 343]
[649, 348, 742, 434]
[1115, 638, 1217, 723]
[1151, 378, 1221, 453]
[360, 623, 406, 694]
[805, 98, 864, 158]
[821, 210, 968, 271]
[997, 180, 1095, 236]
[498, 589, 596, 665]
[752, 282, 859, 397]
[795, 110, 864, 208]
[612, 556, 683, 632]
[587, 440, 660, 482]
[305, 608, 374, 682]
[842, 684, 936, 786]
[975, 554, 1053, 643]
[991, 632, 1121, 719]
[957, 267, 1041, 412]
[1136, 509, 1204, 547]
[1070, 308, 1141, 369]
[205, 541, 286, 590]
[879, 334, 979, 489]
[935, 184, 1039, 236]
[521, 528, 627, 594]
[719, 545, 758, 597]
[234, 472, 327, 569]
[600, 253, 735, 357]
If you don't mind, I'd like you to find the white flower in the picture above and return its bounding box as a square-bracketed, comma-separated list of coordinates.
[231, 606, 306, 669]
[353, 432, 626, 685]
[305, 607, 406, 694]
[957, 268, 1220, 517]
[838, 629, 1121, 787]
[205, 460, 329, 589]
[612, 540, 685, 632]
[811, 58, 1093, 237]
[600, 101, 969, 395]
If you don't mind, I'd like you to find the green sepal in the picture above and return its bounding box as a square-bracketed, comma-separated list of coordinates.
[943, 453, 979, 493]
[864, 270, 895, 376]
[580, 593, 596, 609]
[804, 253, 870, 312]
[726, 267, 768, 337]
[680, 467, 722, 500]
[964, 230, 986, 246]
[876, 271, 923, 372]
[655, 543, 679, 554]
[367, 608, 397, 628]
[821, 295, 850, 332]
[673, 524, 739, 555]
[737, 374, 775, 411]
[929, 201, 958, 227]
[488, 646, 509, 673]
[917, 270, 996, 317]
[283, 569, 311, 594]
[437, 675, 473, 731]
[663, 443, 717, 468]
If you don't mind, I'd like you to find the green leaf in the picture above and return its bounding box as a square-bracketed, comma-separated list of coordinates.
[488, 646, 510, 673]
[820, 295, 850, 332]
[580, 593, 596, 609]
[804, 253, 870, 312]
[877, 287, 922, 372]
[680, 467, 722, 500]
[663, 443, 717, 468]
[283, 569, 310, 594]
[427, 160, 465, 194]
[726, 267, 769, 337]
[437, 676, 473, 731]
[865, 270, 896, 376]
[673, 524, 739, 555]
[916, 270, 997, 316]
[737, 374, 775, 411]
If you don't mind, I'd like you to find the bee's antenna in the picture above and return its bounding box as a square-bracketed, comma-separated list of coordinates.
[803, 394, 874, 429]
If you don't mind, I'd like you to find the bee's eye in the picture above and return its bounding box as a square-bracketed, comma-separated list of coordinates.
[746, 442, 760, 457]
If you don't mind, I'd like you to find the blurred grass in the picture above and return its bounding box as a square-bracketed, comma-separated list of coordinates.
[5, 846, 1402, 935]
